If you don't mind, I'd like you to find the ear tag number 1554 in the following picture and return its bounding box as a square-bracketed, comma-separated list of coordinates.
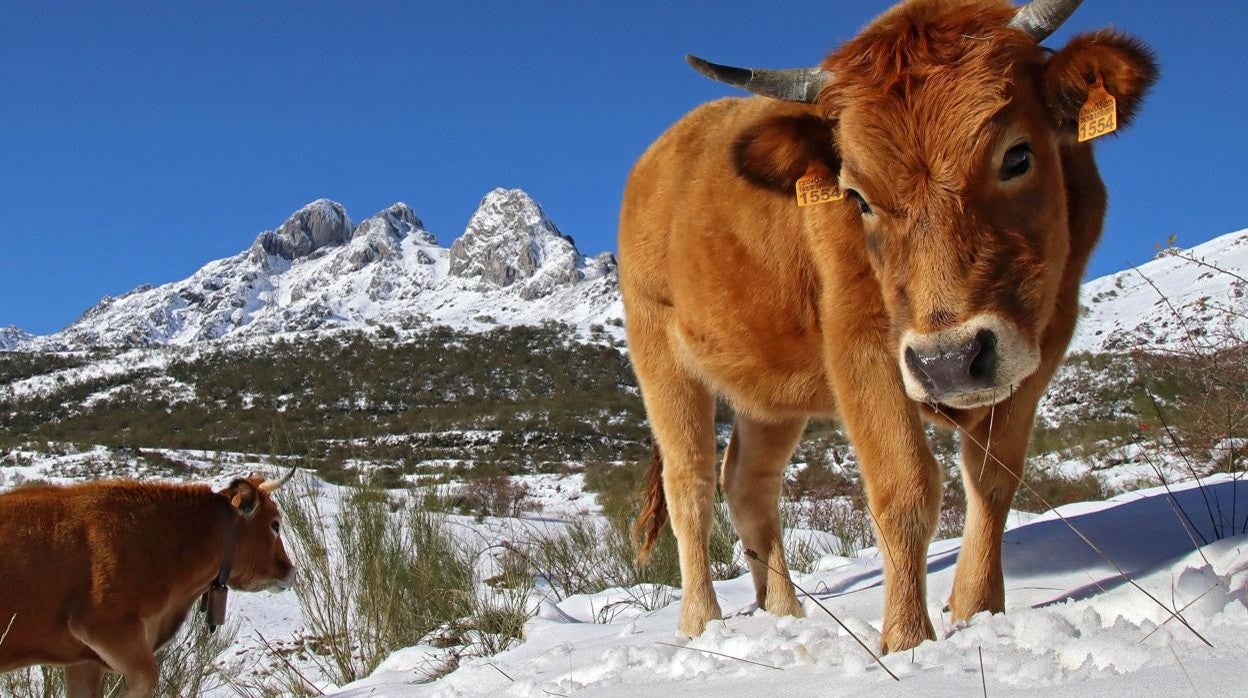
[1078, 75, 1118, 143]
[795, 163, 844, 207]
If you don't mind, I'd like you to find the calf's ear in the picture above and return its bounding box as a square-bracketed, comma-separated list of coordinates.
[223, 478, 260, 516]
[1044, 30, 1159, 135]
[733, 112, 839, 191]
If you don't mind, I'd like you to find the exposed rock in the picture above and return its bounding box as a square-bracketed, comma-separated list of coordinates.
[250, 199, 353, 261]
[449, 188, 583, 298]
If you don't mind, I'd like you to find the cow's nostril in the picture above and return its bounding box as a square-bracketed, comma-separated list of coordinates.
[968, 329, 997, 383]
[904, 346, 937, 394]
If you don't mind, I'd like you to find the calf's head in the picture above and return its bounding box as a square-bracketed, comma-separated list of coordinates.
[218, 470, 297, 592]
[705, 0, 1156, 408]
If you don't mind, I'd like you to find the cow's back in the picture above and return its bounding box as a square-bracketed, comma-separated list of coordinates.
[619, 97, 837, 415]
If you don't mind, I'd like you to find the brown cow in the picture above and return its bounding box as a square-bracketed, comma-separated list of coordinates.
[621, 0, 1157, 652]
[0, 472, 297, 697]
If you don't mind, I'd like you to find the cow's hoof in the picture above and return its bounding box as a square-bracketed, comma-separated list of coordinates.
[766, 588, 805, 618]
[679, 598, 724, 637]
[880, 616, 937, 654]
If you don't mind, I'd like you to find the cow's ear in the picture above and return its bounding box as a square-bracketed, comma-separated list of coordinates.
[733, 113, 839, 191]
[226, 478, 259, 517]
[1044, 30, 1159, 135]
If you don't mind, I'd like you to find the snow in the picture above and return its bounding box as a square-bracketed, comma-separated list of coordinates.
[1071, 229, 1248, 354]
[334, 476, 1248, 697]
[0, 325, 34, 351]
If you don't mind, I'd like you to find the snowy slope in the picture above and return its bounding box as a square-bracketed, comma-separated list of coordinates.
[1071, 229, 1248, 354]
[0, 326, 34, 352]
[26, 189, 621, 350]
[339, 476, 1248, 697]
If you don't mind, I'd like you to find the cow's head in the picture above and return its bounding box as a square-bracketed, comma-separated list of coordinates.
[218, 470, 297, 592]
[701, 0, 1157, 409]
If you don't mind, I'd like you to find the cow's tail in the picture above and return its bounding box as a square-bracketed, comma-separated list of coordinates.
[632, 440, 668, 565]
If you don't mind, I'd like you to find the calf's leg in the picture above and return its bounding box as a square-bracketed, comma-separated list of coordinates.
[630, 327, 721, 637]
[822, 303, 941, 653]
[947, 398, 1035, 621]
[721, 415, 806, 617]
[64, 661, 105, 698]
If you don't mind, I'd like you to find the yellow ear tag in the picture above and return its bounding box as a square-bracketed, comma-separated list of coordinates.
[795, 162, 843, 207]
[1078, 74, 1118, 143]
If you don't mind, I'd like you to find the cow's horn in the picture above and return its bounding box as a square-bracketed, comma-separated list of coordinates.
[1008, 0, 1083, 41]
[260, 468, 297, 493]
[686, 55, 831, 104]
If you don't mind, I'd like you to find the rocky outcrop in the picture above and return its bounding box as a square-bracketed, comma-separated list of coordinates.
[449, 189, 587, 299]
[346, 203, 435, 269]
[250, 199, 353, 261]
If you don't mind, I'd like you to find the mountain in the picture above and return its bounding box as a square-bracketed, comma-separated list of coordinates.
[27, 189, 621, 350]
[11, 193, 1246, 355]
[0, 326, 33, 352]
[1070, 228, 1248, 354]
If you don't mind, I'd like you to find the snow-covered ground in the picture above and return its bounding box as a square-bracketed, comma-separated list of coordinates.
[4, 452, 1246, 696]
[341, 476, 1248, 697]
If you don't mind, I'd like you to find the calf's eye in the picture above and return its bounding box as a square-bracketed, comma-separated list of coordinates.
[846, 189, 872, 215]
[1000, 143, 1032, 181]
[271, 521, 281, 534]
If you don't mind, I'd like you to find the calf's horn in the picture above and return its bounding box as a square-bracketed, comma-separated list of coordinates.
[686, 54, 830, 104]
[260, 467, 297, 493]
[1008, 0, 1083, 41]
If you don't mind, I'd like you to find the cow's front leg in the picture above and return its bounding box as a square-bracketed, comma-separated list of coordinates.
[947, 397, 1036, 621]
[825, 341, 941, 653]
[64, 661, 105, 698]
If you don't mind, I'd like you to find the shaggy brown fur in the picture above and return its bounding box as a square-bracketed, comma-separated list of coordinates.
[622, 0, 1156, 653]
[0, 477, 295, 697]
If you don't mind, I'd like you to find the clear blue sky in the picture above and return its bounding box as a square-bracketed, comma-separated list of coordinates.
[1, 1, 1245, 334]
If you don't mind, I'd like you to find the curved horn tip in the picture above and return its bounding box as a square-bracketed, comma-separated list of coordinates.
[261, 467, 298, 493]
[685, 54, 752, 85]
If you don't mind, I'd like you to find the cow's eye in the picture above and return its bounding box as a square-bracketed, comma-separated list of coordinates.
[846, 189, 872, 215]
[1000, 143, 1032, 181]
[271, 521, 281, 535]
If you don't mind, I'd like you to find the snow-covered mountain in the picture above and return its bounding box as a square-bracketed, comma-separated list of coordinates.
[0, 326, 34, 352]
[27, 189, 621, 350]
[10, 198, 1246, 354]
[1070, 228, 1248, 354]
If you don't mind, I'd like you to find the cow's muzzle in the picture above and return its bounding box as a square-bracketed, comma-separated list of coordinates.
[899, 314, 1040, 409]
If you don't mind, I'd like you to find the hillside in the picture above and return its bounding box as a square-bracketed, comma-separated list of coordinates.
[1070, 228, 1248, 354]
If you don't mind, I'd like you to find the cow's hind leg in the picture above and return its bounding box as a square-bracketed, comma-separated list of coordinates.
[630, 331, 720, 636]
[721, 415, 806, 618]
[70, 617, 158, 698]
[64, 661, 105, 698]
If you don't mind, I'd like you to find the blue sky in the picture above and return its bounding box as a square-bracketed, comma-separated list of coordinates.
[1, 1, 1245, 334]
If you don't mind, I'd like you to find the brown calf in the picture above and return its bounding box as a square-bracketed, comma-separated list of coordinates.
[0, 472, 296, 697]
[622, 0, 1157, 652]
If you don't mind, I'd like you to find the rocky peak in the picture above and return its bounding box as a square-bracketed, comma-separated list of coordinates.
[344, 203, 438, 268]
[353, 202, 436, 246]
[251, 199, 354, 261]
[448, 188, 583, 298]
